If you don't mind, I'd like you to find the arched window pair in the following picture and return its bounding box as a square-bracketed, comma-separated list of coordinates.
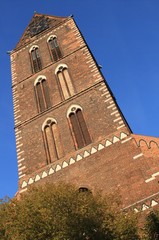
[34, 64, 74, 113]
[47, 35, 62, 62]
[56, 64, 75, 100]
[42, 105, 91, 164]
[30, 36, 62, 73]
[30, 46, 42, 73]
[42, 118, 63, 165]
[34, 76, 51, 112]
[68, 105, 91, 149]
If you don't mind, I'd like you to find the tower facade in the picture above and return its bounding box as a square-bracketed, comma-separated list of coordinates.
[11, 13, 159, 210]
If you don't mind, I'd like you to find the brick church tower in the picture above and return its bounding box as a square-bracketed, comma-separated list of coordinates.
[11, 13, 159, 211]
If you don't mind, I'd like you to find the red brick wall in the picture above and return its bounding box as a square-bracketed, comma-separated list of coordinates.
[19, 133, 159, 208]
[11, 14, 130, 183]
[11, 14, 159, 210]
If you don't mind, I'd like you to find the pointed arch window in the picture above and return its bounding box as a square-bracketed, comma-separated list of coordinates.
[47, 35, 62, 62]
[67, 105, 91, 149]
[55, 64, 75, 100]
[34, 76, 51, 112]
[42, 118, 64, 164]
[30, 46, 42, 73]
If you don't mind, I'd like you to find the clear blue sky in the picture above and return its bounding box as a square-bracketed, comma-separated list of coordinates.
[0, 0, 159, 198]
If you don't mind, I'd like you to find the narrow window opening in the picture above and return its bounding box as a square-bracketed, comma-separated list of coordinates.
[48, 37, 62, 61]
[69, 107, 91, 149]
[43, 119, 64, 164]
[30, 47, 42, 73]
[35, 78, 51, 112]
[56, 65, 75, 100]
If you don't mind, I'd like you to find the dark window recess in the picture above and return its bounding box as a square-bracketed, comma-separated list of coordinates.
[35, 79, 51, 112]
[49, 37, 62, 61]
[69, 109, 91, 149]
[42, 80, 51, 108]
[43, 121, 63, 164]
[57, 67, 75, 100]
[36, 82, 45, 112]
[76, 109, 91, 145]
[31, 48, 42, 73]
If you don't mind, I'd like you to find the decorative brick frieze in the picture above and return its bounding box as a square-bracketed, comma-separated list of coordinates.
[124, 193, 159, 213]
[145, 172, 159, 183]
[133, 153, 144, 160]
[20, 131, 129, 189]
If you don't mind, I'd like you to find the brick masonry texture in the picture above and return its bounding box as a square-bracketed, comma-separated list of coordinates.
[11, 13, 159, 211]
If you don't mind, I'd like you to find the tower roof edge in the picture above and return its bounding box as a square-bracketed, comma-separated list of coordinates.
[13, 13, 70, 51]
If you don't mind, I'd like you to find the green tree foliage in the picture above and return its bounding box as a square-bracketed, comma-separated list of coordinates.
[0, 183, 140, 240]
[145, 211, 159, 240]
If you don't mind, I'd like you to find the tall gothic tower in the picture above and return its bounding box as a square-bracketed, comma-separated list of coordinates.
[11, 13, 159, 210]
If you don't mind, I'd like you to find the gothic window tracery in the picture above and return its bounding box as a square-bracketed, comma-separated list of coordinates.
[47, 35, 62, 62]
[55, 64, 75, 100]
[67, 105, 91, 149]
[30, 45, 42, 73]
[34, 76, 51, 112]
[42, 118, 63, 164]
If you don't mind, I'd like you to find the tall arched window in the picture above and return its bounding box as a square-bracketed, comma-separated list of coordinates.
[67, 105, 91, 149]
[42, 118, 63, 164]
[55, 64, 75, 100]
[34, 76, 51, 112]
[47, 35, 62, 61]
[30, 45, 42, 73]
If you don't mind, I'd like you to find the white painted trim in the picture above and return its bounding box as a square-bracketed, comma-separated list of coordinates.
[113, 117, 121, 122]
[47, 35, 57, 42]
[133, 153, 143, 159]
[104, 97, 112, 102]
[121, 137, 132, 143]
[42, 118, 57, 131]
[19, 174, 26, 179]
[55, 63, 68, 75]
[111, 110, 118, 115]
[117, 124, 125, 129]
[19, 188, 27, 193]
[34, 75, 46, 86]
[66, 104, 82, 118]
[17, 158, 25, 163]
[145, 177, 155, 183]
[29, 45, 39, 53]
[18, 166, 26, 171]
[152, 172, 159, 177]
